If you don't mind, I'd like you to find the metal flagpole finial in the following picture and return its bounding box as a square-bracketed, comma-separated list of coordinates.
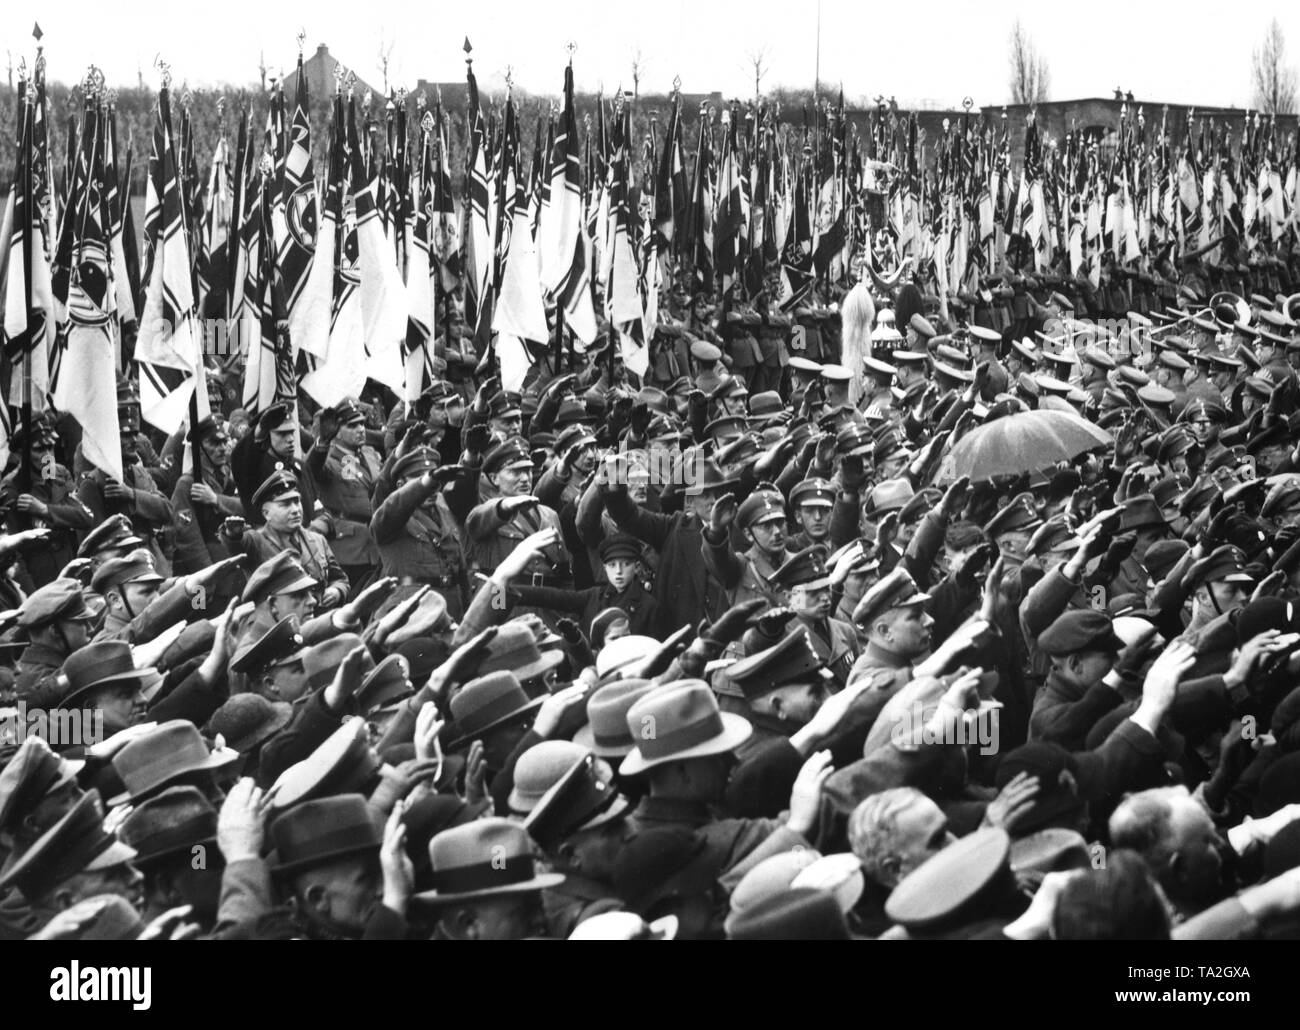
[260, 153, 273, 176]
[421, 110, 434, 134]
[397, 86, 408, 106]
[962, 97, 973, 112]
[363, 88, 373, 110]
[334, 63, 344, 93]
[297, 29, 306, 57]
[505, 66, 514, 94]
[672, 75, 681, 95]
[181, 87, 194, 110]
[566, 41, 577, 66]
[463, 37, 474, 65]
[154, 55, 172, 90]
[416, 90, 427, 111]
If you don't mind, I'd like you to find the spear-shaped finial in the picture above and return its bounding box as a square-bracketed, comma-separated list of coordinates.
[421, 110, 434, 134]
[463, 37, 473, 65]
[154, 55, 172, 90]
[672, 75, 681, 95]
[297, 29, 306, 57]
[566, 41, 576, 66]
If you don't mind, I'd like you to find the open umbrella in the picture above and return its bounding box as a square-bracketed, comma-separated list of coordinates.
[946, 409, 1113, 483]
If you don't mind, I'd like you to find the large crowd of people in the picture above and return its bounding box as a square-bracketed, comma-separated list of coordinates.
[5, 240, 1300, 939]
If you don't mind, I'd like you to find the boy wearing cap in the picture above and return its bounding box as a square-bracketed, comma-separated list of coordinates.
[489, 529, 658, 637]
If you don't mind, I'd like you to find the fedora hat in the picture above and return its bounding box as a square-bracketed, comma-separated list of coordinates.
[507, 740, 593, 814]
[57, 640, 161, 711]
[572, 678, 660, 757]
[415, 817, 564, 905]
[0, 737, 84, 831]
[475, 622, 565, 685]
[594, 635, 660, 680]
[268, 794, 382, 877]
[618, 680, 752, 776]
[109, 720, 239, 806]
[446, 672, 545, 750]
[205, 694, 293, 754]
[118, 786, 219, 868]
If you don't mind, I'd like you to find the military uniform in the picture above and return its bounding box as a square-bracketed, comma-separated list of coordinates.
[171, 465, 243, 574]
[310, 404, 384, 587]
[0, 463, 94, 589]
[76, 461, 176, 576]
[371, 473, 470, 621]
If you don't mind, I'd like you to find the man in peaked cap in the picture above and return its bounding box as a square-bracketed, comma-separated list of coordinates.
[92, 546, 238, 646]
[225, 470, 350, 610]
[0, 413, 94, 588]
[229, 400, 319, 522]
[370, 446, 473, 621]
[308, 398, 384, 592]
[163, 415, 239, 572]
[983, 499, 1044, 566]
[0, 790, 142, 924]
[76, 395, 177, 577]
[464, 437, 572, 603]
[75, 512, 145, 566]
[11, 578, 98, 704]
[768, 545, 860, 688]
[233, 550, 392, 661]
[702, 487, 795, 620]
[519, 750, 633, 937]
[788, 478, 839, 550]
[846, 567, 933, 708]
[230, 616, 308, 703]
[1180, 543, 1253, 639]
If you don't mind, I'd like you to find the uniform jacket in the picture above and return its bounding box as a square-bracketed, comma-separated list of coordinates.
[311, 441, 383, 568]
[0, 464, 94, 588]
[370, 478, 469, 618]
[234, 525, 349, 606]
[77, 461, 176, 575]
[171, 467, 243, 574]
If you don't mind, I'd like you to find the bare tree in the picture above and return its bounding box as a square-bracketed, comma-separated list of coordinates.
[1252, 18, 1299, 115]
[747, 47, 770, 103]
[1008, 19, 1050, 105]
[378, 32, 395, 95]
[630, 48, 645, 102]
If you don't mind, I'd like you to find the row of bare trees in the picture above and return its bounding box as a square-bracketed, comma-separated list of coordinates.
[1010, 16, 1298, 114]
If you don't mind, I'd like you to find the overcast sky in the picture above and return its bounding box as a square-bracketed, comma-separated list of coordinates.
[5, 1, 1299, 110]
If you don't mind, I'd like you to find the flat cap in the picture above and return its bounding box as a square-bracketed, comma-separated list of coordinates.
[1037, 610, 1124, 656]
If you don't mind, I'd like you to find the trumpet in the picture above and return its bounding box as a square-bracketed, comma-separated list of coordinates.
[1147, 307, 1212, 338]
[1284, 292, 1300, 325]
[1209, 291, 1251, 332]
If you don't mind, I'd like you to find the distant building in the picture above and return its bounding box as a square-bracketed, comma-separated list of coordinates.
[287, 44, 378, 100]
